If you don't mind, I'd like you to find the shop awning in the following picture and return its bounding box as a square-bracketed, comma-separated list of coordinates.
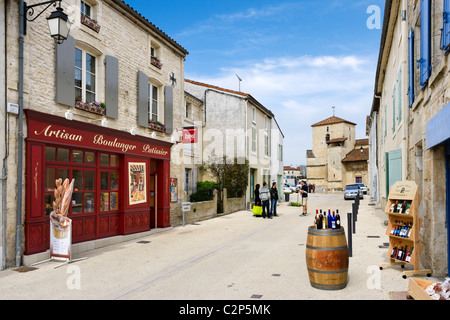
[426, 102, 450, 150]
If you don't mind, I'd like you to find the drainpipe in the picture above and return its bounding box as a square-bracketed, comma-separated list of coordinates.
[1, 0, 9, 271]
[16, 0, 25, 267]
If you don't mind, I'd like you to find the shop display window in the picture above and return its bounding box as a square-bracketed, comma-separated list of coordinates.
[43, 146, 120, 216]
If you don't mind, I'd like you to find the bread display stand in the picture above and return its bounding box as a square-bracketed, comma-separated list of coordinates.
[379, 181, 432, 279]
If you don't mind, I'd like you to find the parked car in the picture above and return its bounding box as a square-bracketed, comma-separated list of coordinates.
[283, 186, 293, 193]
[284, 184, 295, 193]
[355, 183, 368, 194]
[344, 184, 364, 200]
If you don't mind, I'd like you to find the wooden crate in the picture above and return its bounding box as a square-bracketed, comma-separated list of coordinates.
[408, 278, 436, 300]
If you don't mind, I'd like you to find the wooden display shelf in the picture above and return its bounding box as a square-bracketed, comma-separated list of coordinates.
[379, 181, 432, 279]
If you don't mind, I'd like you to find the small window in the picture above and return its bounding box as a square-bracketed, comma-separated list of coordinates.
[186, 102, 191, 118]
[148, 83, 159, 122]
[325, 134, 330, 142]
[81, 1, 91, 18]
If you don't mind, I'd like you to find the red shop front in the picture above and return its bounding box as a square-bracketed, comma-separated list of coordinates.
[24, 110, 173, 255]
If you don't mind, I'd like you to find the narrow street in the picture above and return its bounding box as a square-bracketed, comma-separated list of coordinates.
[0, 193, 414, 301]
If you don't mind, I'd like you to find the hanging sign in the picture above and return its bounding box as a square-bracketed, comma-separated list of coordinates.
[182, 127, 198, 144]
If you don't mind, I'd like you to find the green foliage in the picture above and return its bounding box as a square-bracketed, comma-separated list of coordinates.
[190, 181, 218, 203]
[203, 157, 250, 198]
[289, 202, 302, 207]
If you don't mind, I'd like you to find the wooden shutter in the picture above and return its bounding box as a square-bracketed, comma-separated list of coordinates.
[408, 28, 415, 108]
[419, 0, 431, 88]
[164, 86, 173, 134]
[443, 0, 450, 52]
[105, 55, 119, 119]
[56, 35, 75, 107]
[137, 71, 149, 128]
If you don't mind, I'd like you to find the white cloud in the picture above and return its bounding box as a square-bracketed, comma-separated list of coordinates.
[186, 54, 376, 165]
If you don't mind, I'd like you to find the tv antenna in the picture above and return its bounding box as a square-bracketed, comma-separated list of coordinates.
[236, 74, 242, 92]
[332, 105, 336, 116]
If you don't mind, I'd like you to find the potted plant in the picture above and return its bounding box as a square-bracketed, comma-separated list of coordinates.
[150, 56, 163, 69]
[81, 13, 101, 33]
[148, 120, 166, 132]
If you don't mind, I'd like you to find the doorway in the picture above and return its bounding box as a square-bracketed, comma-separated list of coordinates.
[149, 174, 157, 228]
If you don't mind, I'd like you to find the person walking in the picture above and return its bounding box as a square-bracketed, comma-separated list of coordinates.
[270, 182, 279, 217]
[260, 182, 271, 219]
[254, 184, 261, 207]
[300, 180, 308, 216]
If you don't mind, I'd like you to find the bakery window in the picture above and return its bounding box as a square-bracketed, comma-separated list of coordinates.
[44, 146, 120, 216]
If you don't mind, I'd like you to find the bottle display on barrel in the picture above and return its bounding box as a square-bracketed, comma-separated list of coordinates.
[314, 210, 319, 229]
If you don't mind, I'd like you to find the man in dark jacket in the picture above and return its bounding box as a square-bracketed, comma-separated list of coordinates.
[270, 182, 279, 217]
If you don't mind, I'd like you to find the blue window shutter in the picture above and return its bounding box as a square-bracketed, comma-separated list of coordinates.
[408, 28, 415, 107]
[444, 0, 450, 53]
[419, 0, 431, 88]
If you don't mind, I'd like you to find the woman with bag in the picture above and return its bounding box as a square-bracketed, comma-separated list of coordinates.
[253, 184, 262, 216]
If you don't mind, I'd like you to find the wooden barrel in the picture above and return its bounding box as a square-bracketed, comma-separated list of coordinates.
[305, 227, 349, 290]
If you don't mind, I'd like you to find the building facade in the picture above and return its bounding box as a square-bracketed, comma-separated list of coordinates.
[306, 116, 369, 192]
[184, 79, 284, 207]
[368, 0, 449, 276]
[2, 0, 189, 268]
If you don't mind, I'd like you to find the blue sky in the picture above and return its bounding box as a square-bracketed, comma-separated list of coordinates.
[125, 0, 385, 166]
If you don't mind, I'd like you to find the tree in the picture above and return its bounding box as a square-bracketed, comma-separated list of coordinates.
[202, 156, 250, 198]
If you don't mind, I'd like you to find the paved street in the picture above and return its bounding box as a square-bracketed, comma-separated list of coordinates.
[0, 193, 414, 300]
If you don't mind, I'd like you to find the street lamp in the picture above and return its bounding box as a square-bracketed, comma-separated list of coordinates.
[24, 0, 72, 44]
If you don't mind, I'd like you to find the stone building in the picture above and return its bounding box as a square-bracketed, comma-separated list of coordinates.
[184, 79, 284, 207]
[306, 116, 369, 192]
[368, 0, 449, 276]
[1, 0, 189, 268]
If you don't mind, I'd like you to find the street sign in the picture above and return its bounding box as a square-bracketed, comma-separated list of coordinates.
[182, 202, 191, 212]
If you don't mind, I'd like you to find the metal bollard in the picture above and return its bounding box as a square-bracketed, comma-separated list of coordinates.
[347, 212, 353, 257]
[352, 203, 356, 234]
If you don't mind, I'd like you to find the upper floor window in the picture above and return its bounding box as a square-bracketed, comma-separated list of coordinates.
[75, 47, 96, 104]
[148, 83, 159, 122]
[81, 1, 91, 18]
[186, 102, 191, 118]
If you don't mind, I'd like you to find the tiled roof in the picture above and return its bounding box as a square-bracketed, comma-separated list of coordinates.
[342, 148, 369, 162]
[114, 0, 189, 55]
[311, 116, 357, 127]
[185, 79, 250, 97]
[355, 138, 369, 146]
[185, 79, 275, 118]
[326, 137, 348, 144]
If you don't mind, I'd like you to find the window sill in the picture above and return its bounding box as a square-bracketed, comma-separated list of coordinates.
[148, 121, 166, 133]
[75, 101, 106, 116]
[81, 15, 101, 33]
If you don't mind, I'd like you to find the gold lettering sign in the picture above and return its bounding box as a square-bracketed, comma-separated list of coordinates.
[34, 125, 83, 142]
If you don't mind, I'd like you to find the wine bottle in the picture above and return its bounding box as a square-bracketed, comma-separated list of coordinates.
[331, 211, 337, 229]
[314, 210, 319, 228]
[320, 213, 327, 230]
[336, 210, 341, 229]
[327, 210, 332, 229]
